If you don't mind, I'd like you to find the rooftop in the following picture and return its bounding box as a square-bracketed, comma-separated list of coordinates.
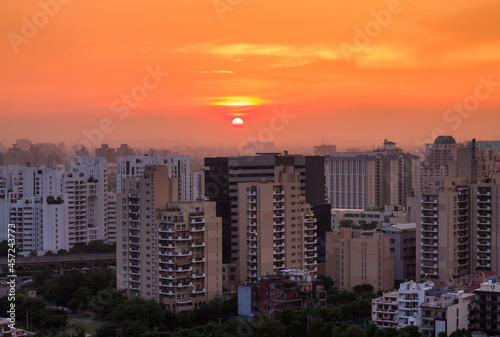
[434, 135, 456, 144]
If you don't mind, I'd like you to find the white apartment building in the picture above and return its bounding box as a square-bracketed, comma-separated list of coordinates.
[0, 157, 114, 253]
[117, 155, 191, 202]
[397, 281, 434, 327]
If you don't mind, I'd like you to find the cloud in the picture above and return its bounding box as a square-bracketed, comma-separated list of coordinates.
[177, 42, 342, 67]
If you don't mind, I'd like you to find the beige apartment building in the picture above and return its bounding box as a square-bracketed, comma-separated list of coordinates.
[408, 176, 470, 282]
[470, 177, 500, 273]
[325, 227, 394, 293]
[116, 165, 222, 312]
[237, 167, 317, 283]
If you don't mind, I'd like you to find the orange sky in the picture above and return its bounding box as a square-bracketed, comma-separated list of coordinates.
[1, 0, 499, 149]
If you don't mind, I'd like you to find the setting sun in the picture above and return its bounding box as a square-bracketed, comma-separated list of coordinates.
[232, 117, 244, 127]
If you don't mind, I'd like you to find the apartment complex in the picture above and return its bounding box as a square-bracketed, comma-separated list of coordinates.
[325, 227, 394, 292]
[116, 165, 222, 313]
[237, 167, 317, 283]
[0, 157, 115, 251]
[325, 140, 419, 209]
[397, 281, 434, 327]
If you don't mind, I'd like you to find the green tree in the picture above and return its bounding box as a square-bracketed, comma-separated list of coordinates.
[29, 250, 38, 257]
[437, 332, 448, 337]
[318, 275, 335, 290]
[398, 325, 422, 337]
[367, 323, 379, 337]
[449, 329, 472, 337]
[339, 219, 355, 227]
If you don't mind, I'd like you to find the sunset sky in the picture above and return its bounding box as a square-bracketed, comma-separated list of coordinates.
[1, 0, 499, 150]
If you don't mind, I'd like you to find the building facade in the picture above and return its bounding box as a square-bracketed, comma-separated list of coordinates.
[116, 165, 223, 312]
[237, 167, 317, 283]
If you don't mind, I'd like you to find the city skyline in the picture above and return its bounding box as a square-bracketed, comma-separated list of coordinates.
[1, 0, 500, 148]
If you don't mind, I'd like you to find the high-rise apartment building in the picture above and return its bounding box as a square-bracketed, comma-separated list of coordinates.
[381, 223, 417, 282]
[116, 165, 222, 312]
[204, 154, 307, 263]
[325, 140, 419, 209]
[237, 167, 317, 283]
[421, 136, 462, 177]
[117, 155, 191, 202]
[325, 227, 394, 292]
[409, 176, 470, 282]
[469, 279, 500, 335]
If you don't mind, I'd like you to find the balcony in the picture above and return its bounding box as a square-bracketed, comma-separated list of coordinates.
[129, 217, 140, 222]
[191, 257, 205, 263]
[175, 235, 192, 241]
[191, 288, 206, 294]
[273, 213, 284, 218]
[129, 255, 140, 260]
[190, 226, 205, 232]
[129, 247, 140, 253]
[159, 289, 174, 296]
[159, 274, 175, 280]
[477, 191, 491, 196]
[421, 199, 438, 204]
[274, 249, 284, 254]
[189, 218, 205, 224]
[273, 242, 285, 248]
[273, 256, 285, 262]
[159, 227, 175, 234]
[191, 273, 205, 278]
[129, 201, 140, 206]
[305, 246, 317, 252]
[130, 270, 140, 276]
[477, 198, 491, 203]
[130, 285, 140, 291]
[159, 259, 175, 265]
[273, 228, 285, 233]
[273, 206, 285, 211]
[249, 198, 257, 203]
[191, 241, 205, 248]
[273, 190, 285, 195]
[305, 239, 317, 245]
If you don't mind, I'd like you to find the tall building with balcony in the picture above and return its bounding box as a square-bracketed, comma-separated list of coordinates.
[325, 227, 394, 292]
[204, 154, 307, 263]
[421, 136, 462, 177]
[116, 165, 222, 312]
[471, 180, 500, 273]
[420, 291, 474, 337]
[117, 154, 191, 202]
[469, 279, 500, 335]
[409, 176, 470, 282]
[372, 291, 399, 328]
[237, 167, 317, 283]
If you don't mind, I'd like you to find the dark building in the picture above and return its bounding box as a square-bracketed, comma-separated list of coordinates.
[95, 144, 117, 163]
[116, 144, 135, 158]
[469, 279, 500, 336]
[238, 270, 326, 319]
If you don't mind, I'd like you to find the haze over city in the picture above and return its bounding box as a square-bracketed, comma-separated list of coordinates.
[1, 0, 500, 149]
